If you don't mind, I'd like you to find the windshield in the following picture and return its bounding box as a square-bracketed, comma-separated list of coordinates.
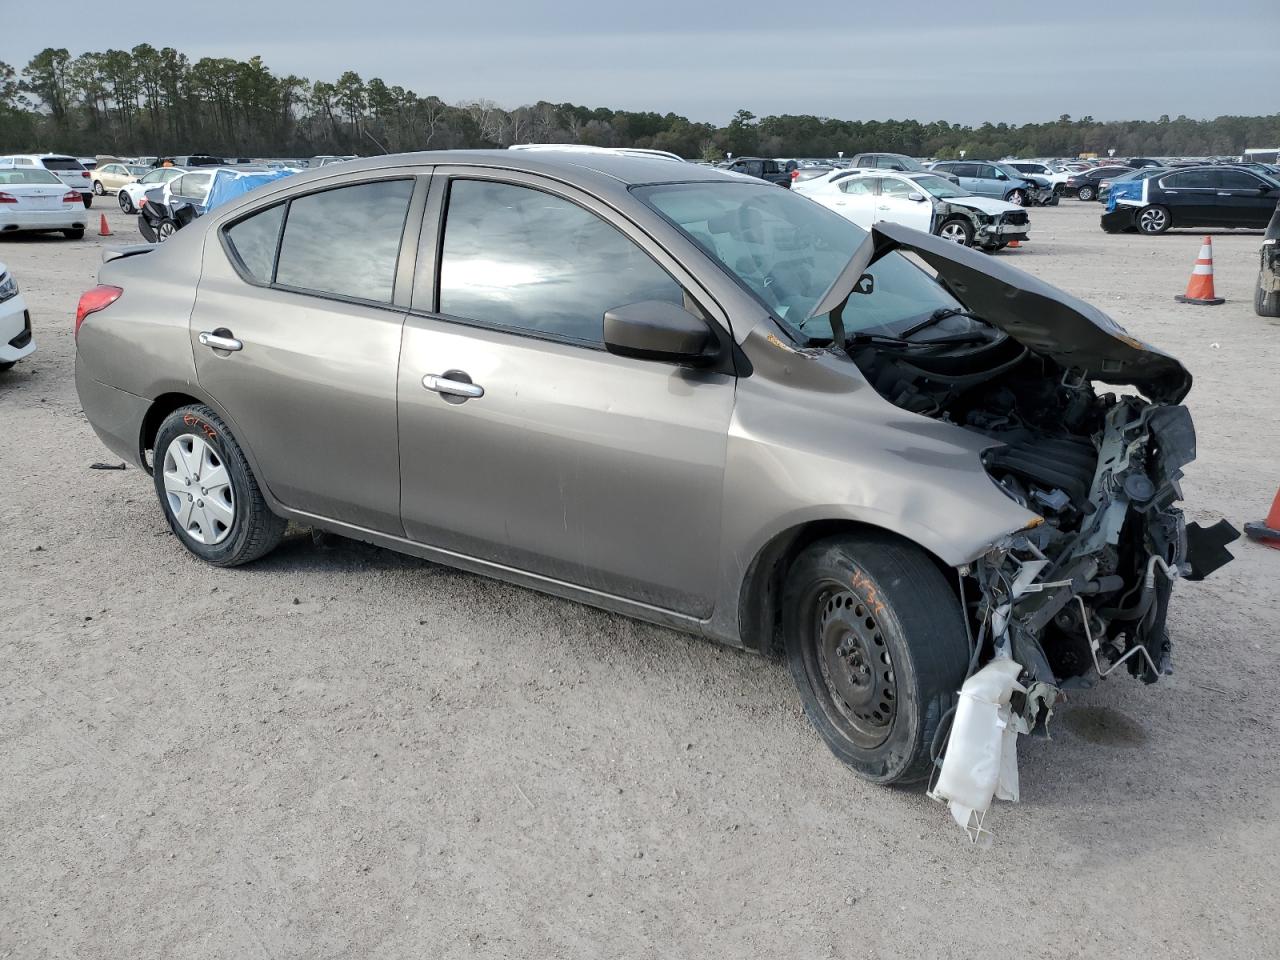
[633, 181, 961, 343]
[0, 167, 63, 185]
[911, 174, 968, 199]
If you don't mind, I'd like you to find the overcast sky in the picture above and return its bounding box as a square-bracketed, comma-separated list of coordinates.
[1, 1, 1274, 125]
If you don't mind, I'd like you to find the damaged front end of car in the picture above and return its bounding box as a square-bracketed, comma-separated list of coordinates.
[820, 223, 1239, 839]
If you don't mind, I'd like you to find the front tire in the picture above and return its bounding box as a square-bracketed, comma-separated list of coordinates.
[782, 533, 968, 784]
[1257, 280, 1280, 318]
[118, 192, 134, 214]
[936, 217, 974, 246]
[1006, 189, 1027, 206]
[152, 405, 286, 566]
[1137, 205, 1172, 234]
[1077, 185, 1096, 201]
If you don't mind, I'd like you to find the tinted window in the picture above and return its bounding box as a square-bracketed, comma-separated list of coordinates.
[953, 163, 980, 178]
[225, 204, 285, 283]
[42, 157, 84, 171]
[1163, 170, 1216, 189]
[1217, 170, 1264, 190]
[275, 179, 413, 303]
[438, 179, 684, 345]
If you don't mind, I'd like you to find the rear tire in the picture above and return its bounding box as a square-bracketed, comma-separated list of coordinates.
[151, 404, 286, 567]
[82, 194, 93, 209]
[1137, 205, 1172, 235]
[782, 533, 968, 785]
[63, 228, 84, 240]
[1077, 185, 1096, 201]
[0, 361, 14, 372]
[156, 219, 177, 242]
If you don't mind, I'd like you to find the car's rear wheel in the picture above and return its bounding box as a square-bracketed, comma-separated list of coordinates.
[82, 194, 93, 208]
[92, 181, 105, 196]
[1137, 205, 1172, 234]
[156, 219, 177, 242]
[1077, 185, 1096, 201]
[63, 228, 84, 240]
[937, 217, 973, 246]
[152, 405, 286, 566]
[782, 533, 968, 785]
[118, 192, 134, 214]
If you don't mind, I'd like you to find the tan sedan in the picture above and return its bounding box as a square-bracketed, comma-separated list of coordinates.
[90, 162, 142, 197]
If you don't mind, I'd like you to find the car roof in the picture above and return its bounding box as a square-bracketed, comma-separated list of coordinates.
[273, 149, 736, 190]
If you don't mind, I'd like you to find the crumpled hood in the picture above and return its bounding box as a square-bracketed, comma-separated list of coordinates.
[943, 194, 1023, 216]
[868, 221, 1193, 402]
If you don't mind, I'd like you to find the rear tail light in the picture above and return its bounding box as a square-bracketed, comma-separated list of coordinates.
[75, 285, 123, 341]
[62, 191, 80, 203]
[81, 171, 91, 179]
[0, 192, 16, 204]
[790, 169, 799, 180]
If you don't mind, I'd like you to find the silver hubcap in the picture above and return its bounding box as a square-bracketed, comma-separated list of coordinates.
[1140, 209, 1166, 231]
[162, 434, 235, 545]
[940, 222, 968, 243]
[157, 222, 174, 240]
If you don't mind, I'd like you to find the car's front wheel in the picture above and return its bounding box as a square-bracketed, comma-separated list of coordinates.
[936, 217, 973, 246]
[92, 181, 105, 196]
[118, 192, 134, 214]
[152, 405, 286, 566]
[1077, 185, 1097, 201]
[1137, 205, 1172, 234]
[782, 533, 968, 785]
[1006, 189, 1027, 206]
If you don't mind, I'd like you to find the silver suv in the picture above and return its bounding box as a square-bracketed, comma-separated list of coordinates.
[75, 151, 1234, 786]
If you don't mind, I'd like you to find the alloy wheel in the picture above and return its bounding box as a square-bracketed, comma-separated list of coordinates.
[161, 434, 235, 545]
[939, 221, 969, 244]
[1139, 208, 1168, 233]
[156, 220, 175, 241]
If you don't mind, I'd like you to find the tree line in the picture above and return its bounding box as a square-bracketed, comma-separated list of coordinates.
[3, 47, 1278, 161]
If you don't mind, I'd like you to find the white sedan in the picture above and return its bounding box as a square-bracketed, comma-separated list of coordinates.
[793, 169, 1030, 251]
[0, 166, 88, 239]
[0, 262, 36, 371]
[117, 166, 186, 213]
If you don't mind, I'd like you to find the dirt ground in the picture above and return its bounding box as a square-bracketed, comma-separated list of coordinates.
[2, 197, 1278, 960]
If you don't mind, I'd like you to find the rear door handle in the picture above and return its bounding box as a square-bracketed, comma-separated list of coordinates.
[423, 371, 484, 401]
[198, 330, 243, 352]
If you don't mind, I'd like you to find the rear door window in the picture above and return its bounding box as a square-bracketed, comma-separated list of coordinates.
[1163, 170, 1216, 189]
[437, 179, 685, 345]
[274, 179, 414, 303]
[224, 204, 285, 283]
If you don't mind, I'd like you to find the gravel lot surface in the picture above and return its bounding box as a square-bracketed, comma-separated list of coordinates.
[3, 198, 1278, 959]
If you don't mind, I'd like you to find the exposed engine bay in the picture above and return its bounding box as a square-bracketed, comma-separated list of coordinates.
[850, 315, 1237, 712]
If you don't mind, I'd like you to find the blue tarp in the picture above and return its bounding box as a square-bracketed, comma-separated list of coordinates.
[1106, 179, 1146, 212]
[203, 168, 297, 212]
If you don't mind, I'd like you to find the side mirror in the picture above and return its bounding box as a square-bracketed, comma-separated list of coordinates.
[908, 192, 927, 202]
[995, 172, 1008, 181]
[853, 273, 874, 295]
[603, 300, 717, 365]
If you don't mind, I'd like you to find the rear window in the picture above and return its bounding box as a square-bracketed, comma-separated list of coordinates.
[274, 179, 414, 303]
[224, 204, 285, 283]
[0, 168, 63, 185]
[41, 157, 86, 171]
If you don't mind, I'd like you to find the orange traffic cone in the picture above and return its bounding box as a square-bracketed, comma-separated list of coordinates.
[1007, 239, 1021, 248]
[1174, 236, 1224, 305]
[1245, 487, 1280, 549]
[98, 213, 112, 237]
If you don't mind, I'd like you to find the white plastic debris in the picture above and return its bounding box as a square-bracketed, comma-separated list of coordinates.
[930, 658, 1027, 845]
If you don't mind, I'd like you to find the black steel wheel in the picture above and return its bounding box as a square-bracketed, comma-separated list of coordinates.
[782, 533, 968, 784]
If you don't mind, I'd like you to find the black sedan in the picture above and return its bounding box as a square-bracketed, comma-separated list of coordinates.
[1101, 166, 1280, 235]
[1063, 165, 1133, 201]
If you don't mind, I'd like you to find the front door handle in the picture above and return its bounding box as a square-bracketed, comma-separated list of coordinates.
[423, 371, 484, 401]
[198, 330, 242, 352]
